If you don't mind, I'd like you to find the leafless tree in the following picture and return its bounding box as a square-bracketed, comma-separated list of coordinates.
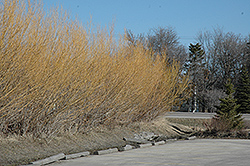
[245, 36, 250, 75]
[147, 26, 187, 65]
[196, 27, 247, 90]
[193, 28, 249, 112]
[125, 27, 188, 66]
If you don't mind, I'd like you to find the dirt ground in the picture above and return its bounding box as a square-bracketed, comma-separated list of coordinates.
[0, 117, 194, 166]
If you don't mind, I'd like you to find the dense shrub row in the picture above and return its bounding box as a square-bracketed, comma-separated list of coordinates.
[0, 0, 189, 136]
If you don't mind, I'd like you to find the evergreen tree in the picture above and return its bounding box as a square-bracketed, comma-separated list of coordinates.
[185, 43, 205, 80]
[215, 80, 243, 130]
[184, 43, 205, 112]
[235, 66, 250, 114]
[246, 42, 250, 77]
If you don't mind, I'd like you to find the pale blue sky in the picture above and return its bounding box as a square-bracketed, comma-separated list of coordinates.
[43, 0, 250, 47]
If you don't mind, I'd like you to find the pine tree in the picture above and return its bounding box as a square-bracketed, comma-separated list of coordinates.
[215, 80, 243, 130]
[184, 43, 205, 112]
[246, 42, 250, 77]
[185, 43, 205, 80]
[235, 66, 250, 114]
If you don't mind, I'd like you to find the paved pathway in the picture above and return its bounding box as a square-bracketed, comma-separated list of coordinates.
[51, 139, 250, 166]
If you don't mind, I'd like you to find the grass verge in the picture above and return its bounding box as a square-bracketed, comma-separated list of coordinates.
[0, 117, 193, 166]
[166, 117, 250, 139]
[166, 118, 211, 131]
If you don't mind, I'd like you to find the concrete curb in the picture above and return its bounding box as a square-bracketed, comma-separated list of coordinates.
[166, 138, 178, 142]
[65, 151, 90, 160]
[153, 140, 166, 146]
[28, 138, 179, 165]
[31, 153, 65, 165]
[139, 143, 152, 148]
[186, 136, 197, 140]
[124, 145, 134, 151]
[93, 148, 118, 155]
[118, 145, 134, 151]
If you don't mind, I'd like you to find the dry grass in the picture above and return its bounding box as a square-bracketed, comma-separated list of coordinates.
[166, 118, 211, 131]
[243, 120, 250, 129]
[0, 117, 193, 166]
[0, 0, 189, 137]
[0, 128, 131, 165]
[166, 118, 250, 133]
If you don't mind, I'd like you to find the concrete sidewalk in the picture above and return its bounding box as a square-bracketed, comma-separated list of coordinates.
[50, 139, 250, 166]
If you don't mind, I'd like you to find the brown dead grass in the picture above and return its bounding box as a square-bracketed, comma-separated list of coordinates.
[165, 118, 250, 131]
[0, 117, 193, 166]
[166, 118, 211, 131]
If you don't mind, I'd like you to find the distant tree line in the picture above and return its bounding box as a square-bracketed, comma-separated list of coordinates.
[126, 27, 250, 113]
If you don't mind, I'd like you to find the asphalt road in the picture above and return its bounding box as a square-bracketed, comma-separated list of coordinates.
[165, 112, 250, 120]
[51, 139, 250, 166]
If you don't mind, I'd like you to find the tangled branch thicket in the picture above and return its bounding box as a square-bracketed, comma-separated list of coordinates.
[0, 0, 189, 136]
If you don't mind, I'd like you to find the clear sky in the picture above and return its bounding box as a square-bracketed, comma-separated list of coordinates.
[42, 0, 250, 47]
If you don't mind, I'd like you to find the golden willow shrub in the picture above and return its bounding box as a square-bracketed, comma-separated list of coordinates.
[0, 0, 189, 136]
